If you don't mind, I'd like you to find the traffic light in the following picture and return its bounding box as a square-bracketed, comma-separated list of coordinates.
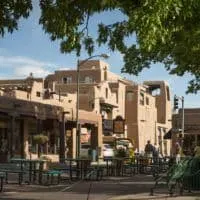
[174, 95, 179, 110]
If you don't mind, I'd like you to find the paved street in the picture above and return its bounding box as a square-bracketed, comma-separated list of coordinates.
[0, 175, 156, 200]
[0, 175, 200, 200]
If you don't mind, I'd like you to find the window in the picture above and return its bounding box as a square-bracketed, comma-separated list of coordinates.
[140, 92, 144, 105]
[116, 91, 118, 103]
[106, 88, 108, 98]
[12, 121, 21, 155]
[146, 97, 149, 105]
[48, 134, 60, 154]
[148, 85, 161, 96]
[126, 91, 134, 101]
[63, 76, 72, 84]
[36, 92, 41, 97]
[166, 86, 170, 101]
[104, 69, 107, 81]
[84, 76, 93, 83]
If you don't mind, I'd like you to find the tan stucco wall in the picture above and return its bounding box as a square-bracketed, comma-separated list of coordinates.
[5, 61, 172, 157]
[137, 85, 157, 151]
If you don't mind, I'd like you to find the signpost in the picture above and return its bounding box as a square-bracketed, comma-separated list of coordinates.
[113, 116, 125, 134]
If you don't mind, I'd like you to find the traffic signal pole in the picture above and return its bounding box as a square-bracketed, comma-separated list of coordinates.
[174, 95, 185, 149]
[174, 95, 179, 110]
[181, 96, 184, 139]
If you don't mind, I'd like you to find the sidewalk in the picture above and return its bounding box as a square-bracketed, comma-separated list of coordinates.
[1, 174, 200, 200]
[109, 193, 200, 200]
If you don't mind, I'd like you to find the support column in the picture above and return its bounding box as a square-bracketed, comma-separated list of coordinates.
[59, 113, 65, 163]
[37, 119, 42, 134]
[10, 116, 15, 158]
[91, 125, 98, 150]
[72, 128, 77, 159]
[20, 119, 25, 158]
[23, 119, 29, 159]
[91, 125, 99, 160]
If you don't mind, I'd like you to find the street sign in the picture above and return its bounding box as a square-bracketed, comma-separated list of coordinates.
[103, 119, 113, 131]
[113, 116, 125, 134]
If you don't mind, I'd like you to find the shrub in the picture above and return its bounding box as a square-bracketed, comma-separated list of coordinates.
[33, 133, 49, 158]
[116, 148, 127, 158]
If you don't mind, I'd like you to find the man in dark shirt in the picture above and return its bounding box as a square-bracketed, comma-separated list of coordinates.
[145, 140, 154, 157]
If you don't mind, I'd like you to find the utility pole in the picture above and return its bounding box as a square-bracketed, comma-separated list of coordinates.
[76, 59, 80, 158]
[173, 95, 185, 148]
[181, 96, 184, 144]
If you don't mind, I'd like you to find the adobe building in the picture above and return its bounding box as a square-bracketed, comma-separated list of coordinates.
[45, 60, 172, 155]
[0, 75, 102, 162]
[125, 81, 172, 155]
[45, 60, 126, 144]
[172, 108, 200, 156]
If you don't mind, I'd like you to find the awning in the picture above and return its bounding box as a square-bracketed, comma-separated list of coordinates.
[100, 102, 118, 109]
[79, 119, 97, 125]
[103, 136, 116, 143]
[163, 129, 172, 139]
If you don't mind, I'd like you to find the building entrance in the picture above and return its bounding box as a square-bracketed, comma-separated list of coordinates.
[0, 128, 8, 162]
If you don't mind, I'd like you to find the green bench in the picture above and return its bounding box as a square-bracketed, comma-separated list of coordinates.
[42, 162, 78, 185]
[181, 169, 200, 193]
[85, 166, 104, 181]
[42, 170, 62, 185]
[150, 157, 200, 196]
[0, 172, 5, 192]
[0, 163, 27, 185]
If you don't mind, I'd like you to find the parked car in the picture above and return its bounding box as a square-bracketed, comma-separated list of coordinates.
[103, 144, 114, 159]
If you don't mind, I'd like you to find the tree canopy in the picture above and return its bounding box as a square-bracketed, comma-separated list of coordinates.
[1, 0, 200, 93]
[0, 1, 32, 36]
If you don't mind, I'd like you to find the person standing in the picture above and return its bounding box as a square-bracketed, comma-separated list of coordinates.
[175, 142, 181, 164]
[194, 141, 200, 157]
[153, 143, 159, 163]
[145, 140, 154, 158]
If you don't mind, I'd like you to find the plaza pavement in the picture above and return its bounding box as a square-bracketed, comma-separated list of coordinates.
[0, 174, 199, 200]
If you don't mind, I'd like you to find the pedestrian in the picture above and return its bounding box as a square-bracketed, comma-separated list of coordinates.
[129, 147, 135, 163]
[194, 141, 200, 157]
[175, 142, 181, 164]
[153, 143, 159, 163]
[145, 140, 154, 158]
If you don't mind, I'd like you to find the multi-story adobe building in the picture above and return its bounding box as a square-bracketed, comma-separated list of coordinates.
[126, 81, 172, 155]
[0, 75, 102, 162]
[45, 60, 172, 155]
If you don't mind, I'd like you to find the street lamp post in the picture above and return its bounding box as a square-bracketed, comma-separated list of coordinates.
[174, 95, 185, 149]
[76, 54, 109, 158]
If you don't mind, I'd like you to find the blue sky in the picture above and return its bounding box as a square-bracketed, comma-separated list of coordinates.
[0, 3, 199, 108]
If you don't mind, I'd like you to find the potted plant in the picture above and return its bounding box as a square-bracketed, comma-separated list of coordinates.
[33, 133, 49, 158]
[116, 148, 127, 158]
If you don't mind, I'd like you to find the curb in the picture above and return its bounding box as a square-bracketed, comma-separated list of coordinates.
[108, 193, 200, 200]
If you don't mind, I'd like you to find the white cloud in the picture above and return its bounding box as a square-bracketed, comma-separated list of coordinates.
[57, 67, 70, 71]
[0, 55, 57, 78]
[0, 55, 53, 68]
[14, 66, 50, 78]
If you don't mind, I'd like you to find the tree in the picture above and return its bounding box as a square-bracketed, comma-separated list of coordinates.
[2, 1, 200, 93]
[38, 0, 200, 93]
[0, 1, 32, 36]
[33, 134, 49, 158]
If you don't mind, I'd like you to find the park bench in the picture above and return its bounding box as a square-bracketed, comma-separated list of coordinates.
[150, 163, 178, 196]
[42, 162, 81, 185]
[0, 172, 5, 192]
[0, 163, 27, 185]
[180, 157, 200, 194]
[150, 157, 198, 196]
[85, 165, 104, 181]
[122, 158, 138, 176]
